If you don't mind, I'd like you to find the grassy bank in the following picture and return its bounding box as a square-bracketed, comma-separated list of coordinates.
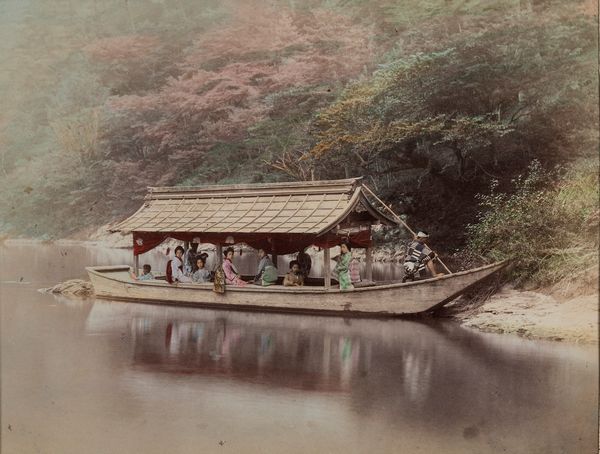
[439, 158, 599, 343]
[467, 158, 599, 290]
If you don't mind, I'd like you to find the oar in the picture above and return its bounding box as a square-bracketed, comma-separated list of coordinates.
[362, 184, 453, 274]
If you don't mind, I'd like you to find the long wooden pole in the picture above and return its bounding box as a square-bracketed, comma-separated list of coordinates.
[362, 184, 453, 274]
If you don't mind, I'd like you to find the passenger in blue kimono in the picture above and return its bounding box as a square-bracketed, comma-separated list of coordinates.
[191, 257, 211, 283]
[132, 264, 154, 281]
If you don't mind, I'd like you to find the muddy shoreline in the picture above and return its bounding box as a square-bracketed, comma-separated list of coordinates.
[439, 280, 598, 344]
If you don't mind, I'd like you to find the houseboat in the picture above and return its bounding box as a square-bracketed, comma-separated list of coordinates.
[87, 178, 506, 316]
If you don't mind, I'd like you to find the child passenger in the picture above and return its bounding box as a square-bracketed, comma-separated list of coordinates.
[132, 264, 154, 281]
[283, 260, 304, 287]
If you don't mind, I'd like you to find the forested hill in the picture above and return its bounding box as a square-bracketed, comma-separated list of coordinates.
[0, 0, 597, 258]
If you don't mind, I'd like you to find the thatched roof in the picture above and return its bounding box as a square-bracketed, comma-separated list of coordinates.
[111, 177, 395, 235]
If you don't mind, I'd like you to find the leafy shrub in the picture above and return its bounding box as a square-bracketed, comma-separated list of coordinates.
[467, 159, 599, 286]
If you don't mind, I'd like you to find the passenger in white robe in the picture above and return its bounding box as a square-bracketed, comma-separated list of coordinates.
[171, 247, 192, 283]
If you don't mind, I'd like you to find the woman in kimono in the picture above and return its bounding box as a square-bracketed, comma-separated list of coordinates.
[168, 246, 192, 283]
[191, 256, 211, 283]
[222, 247, 247, 286]
[296, 248, 312, 278]
[183, 243, 198, 276]
[333, 242, 353, 290]
[253, 248, 278, 286]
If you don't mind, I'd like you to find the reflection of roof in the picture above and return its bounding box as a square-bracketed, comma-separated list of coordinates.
[111, 177, 396, 234]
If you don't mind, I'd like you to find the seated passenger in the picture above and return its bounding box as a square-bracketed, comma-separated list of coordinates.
[283, 260, 304, 287]
[132, 264, 153, 281]
[222, 247, 247, 286]
[297, 247, 312, 278]
[196, 251, 210, 270]
[191, 257, 211, 283]
[167, 246, 192, 284]
[138, 264, 154, 281]
[254, 248, 278, 286]
[183, 243, 198, 276]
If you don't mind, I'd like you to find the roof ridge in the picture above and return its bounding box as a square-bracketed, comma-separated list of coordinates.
[148, 177, 363, 195]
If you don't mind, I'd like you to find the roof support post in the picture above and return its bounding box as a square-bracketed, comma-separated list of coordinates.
[272, 253, 278, 270]
[365, 246, 373, 282]
[133, 252, 139, 277]
[215, 243, 222, 268]
[324, 247, 331, 289]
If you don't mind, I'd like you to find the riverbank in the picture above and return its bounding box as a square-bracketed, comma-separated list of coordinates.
[440, 267, 599, 344]
[69, 224, 133, 248]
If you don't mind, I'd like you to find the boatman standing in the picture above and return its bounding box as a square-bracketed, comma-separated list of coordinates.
[402, 231, 444, 282]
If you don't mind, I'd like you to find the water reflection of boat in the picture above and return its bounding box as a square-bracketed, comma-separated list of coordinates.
[85, 301, 438, 393]
[87, 179, 506, 316]
[132, 315, 365, 392]
[83, 300, 507, 398]
[82, 300, 598, 453]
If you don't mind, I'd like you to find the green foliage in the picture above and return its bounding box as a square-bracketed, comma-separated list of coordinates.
[296, 7, 597, 248]
[0, 0, 597, 256]
[309, 13, 596, 179]
[467, 159, 599, 286]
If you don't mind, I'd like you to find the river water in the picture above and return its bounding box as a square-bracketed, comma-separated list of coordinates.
[0, 241, 597, 453]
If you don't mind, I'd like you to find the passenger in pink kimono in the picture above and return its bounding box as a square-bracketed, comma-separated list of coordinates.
[222, 247, 247, 286]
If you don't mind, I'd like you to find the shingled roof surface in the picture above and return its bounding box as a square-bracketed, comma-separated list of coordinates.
[112, 178, 393, 235]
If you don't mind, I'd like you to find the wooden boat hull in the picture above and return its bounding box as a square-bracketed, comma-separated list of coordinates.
[86, 261, 507, 317]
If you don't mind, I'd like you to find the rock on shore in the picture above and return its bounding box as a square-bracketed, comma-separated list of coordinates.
[43, 279, 94, 297]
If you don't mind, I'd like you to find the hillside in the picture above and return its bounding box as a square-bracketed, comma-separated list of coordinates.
[0, 0, 597, 286]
